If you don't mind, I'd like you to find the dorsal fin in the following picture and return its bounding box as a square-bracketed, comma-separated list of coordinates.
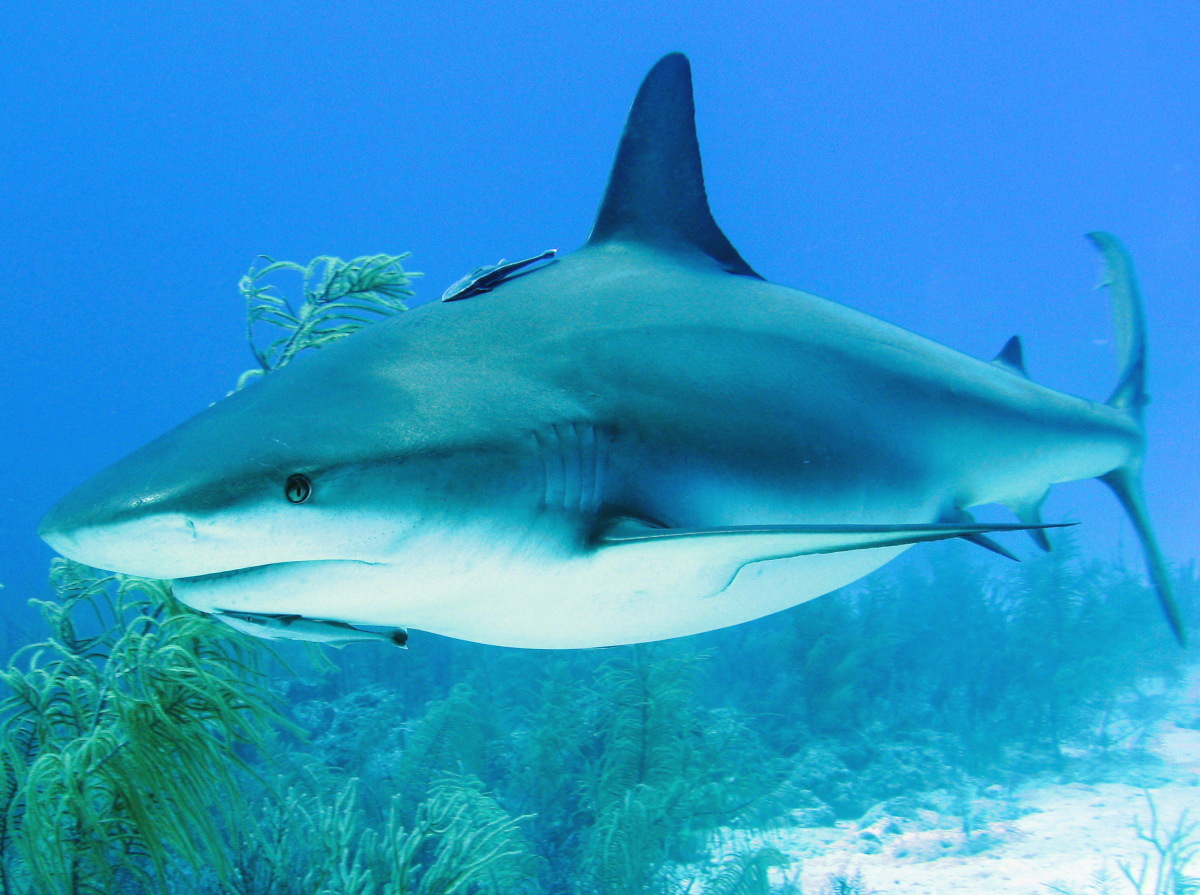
[587, 53, 759, 278]
[992, 336, 1029, 377]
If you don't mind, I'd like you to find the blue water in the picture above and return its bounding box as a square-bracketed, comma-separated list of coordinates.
[1, 2, 1196, 891]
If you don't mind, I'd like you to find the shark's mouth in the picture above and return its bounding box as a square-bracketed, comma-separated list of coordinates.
[178, 565, 266, 585]
[172, 559, 379, 616]
[177, 557, 375, 584]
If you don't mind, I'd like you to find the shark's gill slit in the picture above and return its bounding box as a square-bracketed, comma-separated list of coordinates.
[579, 423, 599, 515]
[560, 423, 580, 512]
[537, 422, 608, 516]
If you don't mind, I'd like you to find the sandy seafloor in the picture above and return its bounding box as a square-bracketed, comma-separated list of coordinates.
[700, 667, 1200, 894]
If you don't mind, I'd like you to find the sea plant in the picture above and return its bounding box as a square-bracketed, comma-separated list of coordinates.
[576, 650, 716, 893]
[687, 846, 790, 895]
[1044, 795, 1199, 895]
[237, 252, 418, 386]
[1119, 792, 1199, 895]
[818, 867, 874, 895]
[226, 773, 535, 895]
[568, 648, 799, 894]
[306, 774, 535, 895]
[0, 559, 286, 895]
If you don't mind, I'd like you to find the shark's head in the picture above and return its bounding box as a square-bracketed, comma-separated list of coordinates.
[42, 351, 404, 577]
[38, 323, 542, 622]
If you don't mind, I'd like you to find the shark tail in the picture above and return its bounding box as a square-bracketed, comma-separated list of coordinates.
[1087, 232, 1186, 647]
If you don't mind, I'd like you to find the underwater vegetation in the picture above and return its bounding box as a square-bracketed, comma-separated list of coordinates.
[1116, 794, 1199, 895]
[2, 536, 1194, 893]
[0, 560, 283, 894]
[236, 252, 417, 388]
[9, 252, 1196, 893]
[1046, 793, 1200, 895]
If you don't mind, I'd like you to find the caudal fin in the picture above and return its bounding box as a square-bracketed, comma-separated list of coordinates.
[1088, 232, 1187, 646]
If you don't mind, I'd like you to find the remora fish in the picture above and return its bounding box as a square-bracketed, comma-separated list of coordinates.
[39, 54, 1184, 649]
[215, 611, 408, 649]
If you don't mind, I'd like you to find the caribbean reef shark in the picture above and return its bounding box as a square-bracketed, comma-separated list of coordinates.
[39, 54, 1184, 649]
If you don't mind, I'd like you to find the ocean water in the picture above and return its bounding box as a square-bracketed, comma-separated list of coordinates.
[1, 2, 1197, 893]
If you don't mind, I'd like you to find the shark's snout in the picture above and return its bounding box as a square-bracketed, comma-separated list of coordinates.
[39, 463, 269, 580]
[39, 496, 211, 579]
[39, 453, 402, 583]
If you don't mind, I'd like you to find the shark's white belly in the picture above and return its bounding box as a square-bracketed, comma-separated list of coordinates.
[172, 522, 909, 648]
[410, 544, 908, 649]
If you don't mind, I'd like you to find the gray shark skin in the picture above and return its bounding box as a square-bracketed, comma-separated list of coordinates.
[39, 54, 1184, 649]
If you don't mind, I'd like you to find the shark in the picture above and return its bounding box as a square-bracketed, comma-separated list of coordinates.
[38, 53, 1184, 650]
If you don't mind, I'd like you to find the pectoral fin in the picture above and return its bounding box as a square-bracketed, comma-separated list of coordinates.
[600, 519, 1069, 566]
[586, 518, 1073, 615]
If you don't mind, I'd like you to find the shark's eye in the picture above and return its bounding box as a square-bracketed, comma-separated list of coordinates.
[285, 474, 312, 504]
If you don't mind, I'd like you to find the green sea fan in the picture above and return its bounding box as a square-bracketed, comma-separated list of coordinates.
[588, 651, 696, 810]
[0, 560, 287, 895]
[301, 774, 535, 895]
[1118, 792, 1200, 895]
[580, 650, 717, 892]
[388, 683, 492, 813]
[238, 252, 418, 387]
[700, 847, 790, 895]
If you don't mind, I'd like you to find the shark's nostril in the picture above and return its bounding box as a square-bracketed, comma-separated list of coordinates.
[187, 519, 197, 539]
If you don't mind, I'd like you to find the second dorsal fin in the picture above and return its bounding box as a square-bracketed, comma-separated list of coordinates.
[992, 335, 1029, 378]
[587, 53, 759, 278]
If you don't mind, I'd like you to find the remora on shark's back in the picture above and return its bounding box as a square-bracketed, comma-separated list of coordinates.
[39, 54, 1184, 649]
